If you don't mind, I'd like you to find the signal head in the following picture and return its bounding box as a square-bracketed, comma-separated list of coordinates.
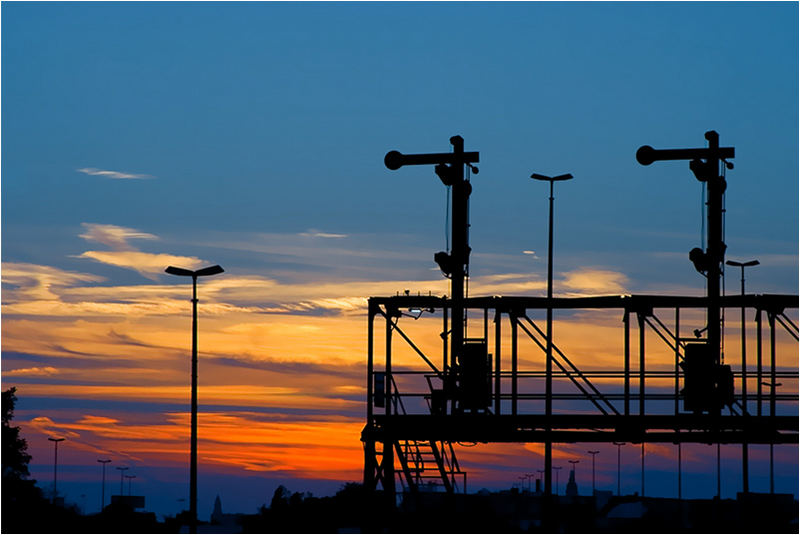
[636, 145, 656, 166]
[384, 151, 403, 170]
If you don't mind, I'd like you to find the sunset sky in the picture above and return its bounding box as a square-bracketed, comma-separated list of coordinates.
[2, 2, 797, 520]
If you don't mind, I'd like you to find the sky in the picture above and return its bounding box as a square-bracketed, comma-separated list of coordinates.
[2, 1, 798, 521]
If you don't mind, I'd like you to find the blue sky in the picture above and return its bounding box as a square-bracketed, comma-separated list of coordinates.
[2, 1, 797, 520]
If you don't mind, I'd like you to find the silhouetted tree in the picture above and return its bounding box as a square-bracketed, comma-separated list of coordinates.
[2, 387, 52, 532]
[270, 484, 290, 510]
[2, 387, 32, 480]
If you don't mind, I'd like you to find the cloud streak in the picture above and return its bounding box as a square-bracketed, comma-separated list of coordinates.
[79, 223, 157, 250]
[76, 167, 153, 179]
[73, 223, 206, 279]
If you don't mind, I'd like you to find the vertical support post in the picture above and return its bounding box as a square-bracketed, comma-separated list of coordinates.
[756, 309, 762, 417]
[443, 304, 449, 373]
[740, 288, 749, 494]
[384, 310, 395, 504]
[768, 311, 776, 495]
[703, 131, 725, 368]
[367, 302, 374, 423]
[768, 312, 776, 422]
[675, 308, 680, 416]
[624, 311, 631, 417]
[678, 443, 682, 500]
[511, 313, 518, 416]
[638, 312, 646, 416]
[641, 442, 645, 498]
[483, 307, 488, 342]
[449, 137, 468, 399]
[494, 309, 501, 415]
[190, 276, 198, 534]
[716, 443, 721, 498]
[364, 303, 376, 488]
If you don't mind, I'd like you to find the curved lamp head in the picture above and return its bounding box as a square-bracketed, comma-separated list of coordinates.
[165, 265, 224, 277]
[726, 259, 759, 268]
[531, 173, 573, 182]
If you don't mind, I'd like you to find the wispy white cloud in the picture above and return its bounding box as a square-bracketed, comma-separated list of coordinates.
[79, 223, 157, 250]
[74, 223, 206, 279]
[299, 229, 348, 239]
[76, 167, 153, 179]
[4, 366, 59, 377]
[1, 262, 105, 301]
[76, 251, 206, 279]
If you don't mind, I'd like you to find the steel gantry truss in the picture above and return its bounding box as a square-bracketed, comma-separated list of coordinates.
[361, 293, 798, 501]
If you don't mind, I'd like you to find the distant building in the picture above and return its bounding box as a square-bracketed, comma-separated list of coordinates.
[565, 468, 578, 497]
[208, 495, 242, 533]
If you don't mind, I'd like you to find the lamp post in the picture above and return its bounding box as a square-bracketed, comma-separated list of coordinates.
[531, 172, 573, 497]
[165, 264, 224, 534]
[97, 459, 111, 512]
[553, 466, 562, 496]
[726, 258, 758, 494]
[124, 475, 136, 496]
[761, 379, 781, 494]
[48, 437, 65, 504]
[525, 473, 536, 493]
[587, 450, 599, 495]
[613, 442, 625, 496]
[116, 466, 128, 495]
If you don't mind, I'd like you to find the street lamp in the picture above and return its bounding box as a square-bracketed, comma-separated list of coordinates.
[762, 379, 782, 494]
[165, 264, 224, 534]
[725, 258, 758, 494]
[124, 474, 136, 496]
[531, 171, 573, 497]
[97, 459, 111, 512]
[553, 466, 562, 496]
[587, 450, 599, 495]
[525, 473, 537, 493]
[48, 437, 65, 504]
[116, 466, 129, 495]
[613, 442, 625, 496]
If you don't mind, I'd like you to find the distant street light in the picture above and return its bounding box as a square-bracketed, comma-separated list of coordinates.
[124, 474, 136, 496]
[587, 450, 600, 495]
[762, 379, 782, 494]
[553, 466, 562, 496]
[525, 473, 537, 493]
[116, 466, 129, 495]
[97, 459, 111, 512]
[48, 437, 65, 504]
[726, 258, 758, 494]
[165, 264, 224, 534]
[531, 171, 573, 498]
[613, 442, 625, 496]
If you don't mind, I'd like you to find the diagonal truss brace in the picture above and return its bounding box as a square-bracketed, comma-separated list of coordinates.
[517, 314, 619, 416]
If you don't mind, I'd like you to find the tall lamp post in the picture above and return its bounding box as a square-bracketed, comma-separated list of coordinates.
[124, 474, 136, 496]
[613, 442, 625, 496]
[48, 437, 65, 504]
[97, 459, 111, 512]
[725, 258, 759, 494]
[116, 466, 128, 495]
[553, 466, 562, 496]
[587, 450, 599, 495]
[530, 172, 573, 497]
[166, 264, 224, 534]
